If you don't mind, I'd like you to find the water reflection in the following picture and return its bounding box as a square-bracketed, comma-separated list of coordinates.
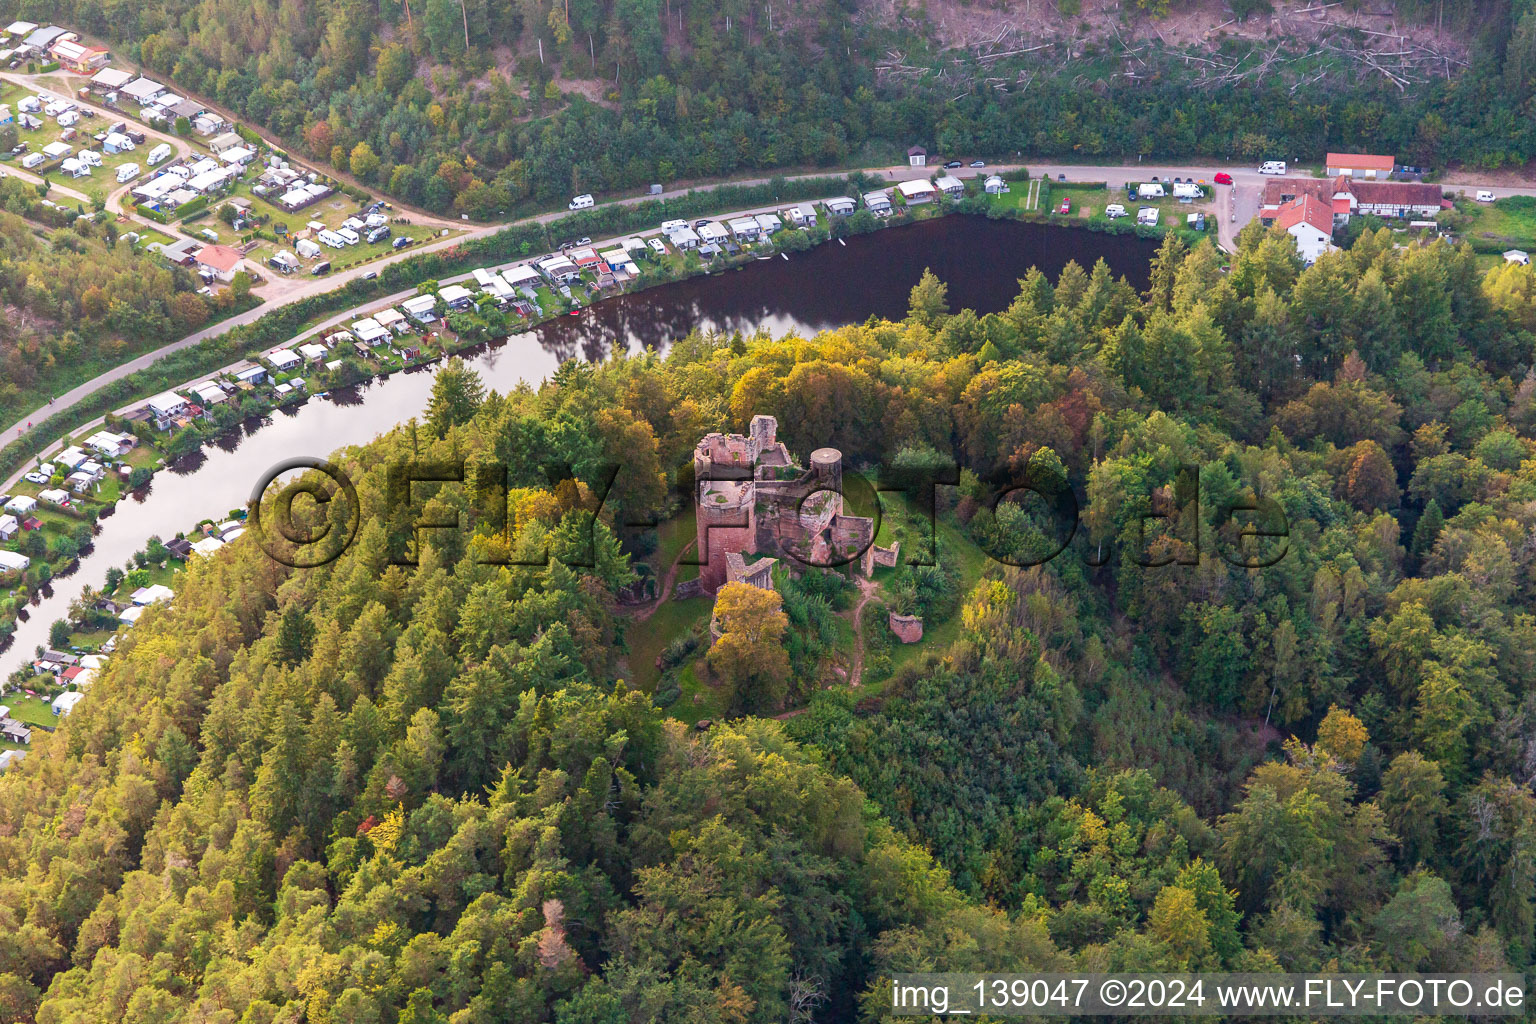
[0, 215, 1156, 676]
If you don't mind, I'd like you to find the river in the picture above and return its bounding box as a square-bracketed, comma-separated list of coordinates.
[1, 215, 1158, 676]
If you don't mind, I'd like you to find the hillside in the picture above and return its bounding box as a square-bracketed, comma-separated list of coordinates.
[14, 0, 1528, 219]
[0, 225, 1532, 1020]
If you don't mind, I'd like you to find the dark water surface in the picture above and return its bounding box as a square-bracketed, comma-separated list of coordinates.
[1, 215, 1156, 675]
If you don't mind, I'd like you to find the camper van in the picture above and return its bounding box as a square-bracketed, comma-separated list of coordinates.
[568, 193, 594, 211]
[336, 227, 360, 245]
[20, 151, 42, 169]
[1172, 182, 1202, 199]
[1137, 182, 1165, 199]
[115, 162, 139, 183]
[146, 142, 171, 166]
[1259, 160, 1287, 175]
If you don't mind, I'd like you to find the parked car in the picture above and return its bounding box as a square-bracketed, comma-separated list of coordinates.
[1057, 198, 1070, 214]
[311, 261, 331, 275]
[23, 472, 49, 485]
[392, 236, 413, 249]
[1214, 172, 1233, 185]
[1476, 190, 1496, 203]
[576, 236, 591, 246]
[694, 219, 710, 228]
[969, 160, 985, 167]
[944, 160, 962, 169]
[361, 270, 378, 280]
[1057, 173, 1066, 181]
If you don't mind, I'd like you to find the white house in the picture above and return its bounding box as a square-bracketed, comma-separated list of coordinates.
[784, 205, 813, 227]
[145, 391, 188, 426]
[51, 691, 84, 717]
[91, 67, 133, 90]
[753, 213, 782, 235]
[438, 284, 474, 309]
[1274, 194, 1337, 265]
[56, 447, 89, 471]
[665, 226, 700, 250]
[862, 191, 892, 214]
[825, 196, 856, 216]
[85, 431, 135, 456]
[501, 265, 543, 289]
[696, 222, 729, 246]
[934, 174, 965, 198]
[299, 342, 327, 362]
[727, 216, 761, 242]
[119, 78, 165, 104]
[897, 179, 936, 205]
[4, 495, 37, 515]
[351, 318, 390, 345]
[402, 294, 438, 322]
[536, 255, 581, 283]
[0, 550, 30, 574]
[266, 349, 301, 372]
[375, 308, 409, 334]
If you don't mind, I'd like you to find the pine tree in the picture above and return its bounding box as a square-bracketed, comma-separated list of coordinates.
[425, 358, 486, 437]
[1411, 498, 1444, 558]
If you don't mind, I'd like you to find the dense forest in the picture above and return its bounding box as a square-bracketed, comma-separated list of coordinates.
[0, 177, 237, 420]
[0, 218, 1531, 1021]
[7, 0, 1534, 218]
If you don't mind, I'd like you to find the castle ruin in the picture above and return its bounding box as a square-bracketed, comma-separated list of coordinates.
[693, 415, 884, 596]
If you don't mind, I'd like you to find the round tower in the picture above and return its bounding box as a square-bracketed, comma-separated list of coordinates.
[809, 448, 843, 509]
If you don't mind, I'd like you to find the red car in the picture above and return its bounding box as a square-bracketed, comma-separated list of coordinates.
[1058, 198, 1070, 214]
[1214, 172, 1234, 185]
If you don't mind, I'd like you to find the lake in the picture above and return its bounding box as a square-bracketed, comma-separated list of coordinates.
[0, 214, 1158, 677]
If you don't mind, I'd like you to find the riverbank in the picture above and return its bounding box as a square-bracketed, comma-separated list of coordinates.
[0, 200, 1169, 670]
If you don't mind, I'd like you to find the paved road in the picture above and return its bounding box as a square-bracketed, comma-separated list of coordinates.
[6, 154, 1533, 461]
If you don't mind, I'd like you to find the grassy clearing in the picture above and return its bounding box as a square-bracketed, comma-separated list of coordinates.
[1453, 195, 1536, 254]
[625, 592, 710, 694]
[4, 693, 61, 730]
[221, 182, 456, 274]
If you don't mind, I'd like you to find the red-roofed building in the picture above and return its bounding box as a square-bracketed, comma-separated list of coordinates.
[1325, 153, 1396, 179]
[1260, 177, 1442, 225]
[1272, 194, 1337, 264]
[194, 244, 244, 282]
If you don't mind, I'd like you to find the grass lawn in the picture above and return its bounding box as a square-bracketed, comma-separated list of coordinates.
[672, 660, 729, 726]
[651, 511, 696, 577]
[1453, 196, 1536, 263]
[625, 592, 710, 693]
[220, 181, 456, 274]
[4, 693, 61, 729]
